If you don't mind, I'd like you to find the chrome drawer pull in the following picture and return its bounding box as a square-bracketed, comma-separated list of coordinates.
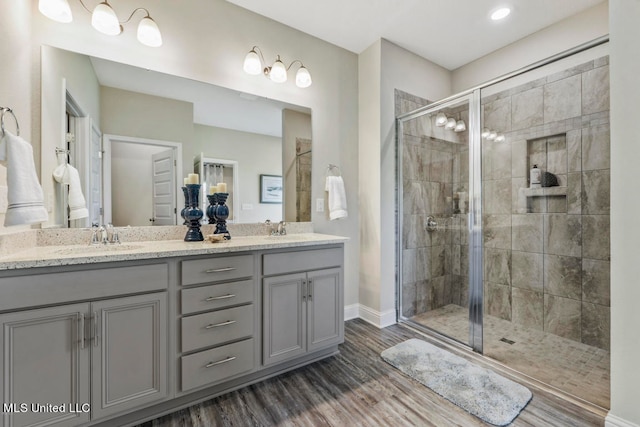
[205, 294, 236, 301]
[205, 356, 236, 368]
[204, 267, 236, 273]
[205, 320, 236, 329]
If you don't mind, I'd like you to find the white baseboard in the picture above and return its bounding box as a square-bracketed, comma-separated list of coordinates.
[356, 304, 396, 328]
[344, 304, 360, 321]
[606, 414, 640, 427]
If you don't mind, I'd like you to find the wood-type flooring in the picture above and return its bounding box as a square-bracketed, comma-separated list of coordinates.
[138, 319, 604, 427]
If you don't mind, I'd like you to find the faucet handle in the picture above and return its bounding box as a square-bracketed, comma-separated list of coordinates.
[278, 221, 287, 235]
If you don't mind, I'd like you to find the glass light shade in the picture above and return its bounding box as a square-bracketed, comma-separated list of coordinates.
[445, 117, 456, 130]
[487, 130, 497, 140]
[481, 128, 490, 138]
[243, 50, 262, 75]
[454, 120, 466, 132]
[295, 66, 312, 88]
[92, 2, 121, 36]
[137, 16, 162, 47]
[435, 112, 447, 127]
[39, 0, 73, 23]
[495, 134, 506, 142]
[269, 59, 287, 83]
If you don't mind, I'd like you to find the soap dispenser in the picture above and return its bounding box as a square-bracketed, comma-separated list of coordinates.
[530, 164, 541, 188]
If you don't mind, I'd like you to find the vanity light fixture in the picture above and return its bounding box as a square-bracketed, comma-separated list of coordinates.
[454, 120, 466, 132]
[243, 46, 312, 88]
[495, 134, 506, 142]
[445, 117, 457, 130]
[435, 112, 448, 127]
[487, 130, 498, 140]
[38, 0, 163, 47]
[481, 128, 491, 138]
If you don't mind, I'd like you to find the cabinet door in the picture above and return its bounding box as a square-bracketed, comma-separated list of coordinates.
[307, 268, 343, 352]
[91, 292, 167, 420]
[1, 303, 90, 427]
[263, 273, 306, 365]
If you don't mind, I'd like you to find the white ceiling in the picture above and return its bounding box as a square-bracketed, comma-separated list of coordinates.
[226, 0, 605, 70]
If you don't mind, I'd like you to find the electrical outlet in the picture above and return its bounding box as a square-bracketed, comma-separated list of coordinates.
[316, 198, 324, 212]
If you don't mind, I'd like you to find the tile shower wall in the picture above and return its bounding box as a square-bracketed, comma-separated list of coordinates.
[481, 56, 610, 350]
[396, 90, 470, 319]
[295, 138, 312, 222]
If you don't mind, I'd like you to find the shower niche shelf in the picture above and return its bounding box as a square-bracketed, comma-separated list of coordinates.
[523, 186, 567, 198]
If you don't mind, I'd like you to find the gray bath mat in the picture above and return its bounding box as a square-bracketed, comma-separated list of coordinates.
[381, 339, 532, 426]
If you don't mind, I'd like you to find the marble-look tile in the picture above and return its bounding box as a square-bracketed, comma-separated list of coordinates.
[511, 288, 544, 331]
[567, 172, 582, 214]
[429, 182, 451, 216]
[483, 96, 512, 133]
[511, 251, 543, 292]
[567, 129, 582, 173]
[483, 179, 512, 214]
[430, 276, 447, 309]
[484, 248, 511, 285]
[544, 75, 582, 123]
[546, 135, 567, 175]
[544, 254, 582, 300]
[581, 170, 610, 215]
[582, 258, 610, 306]
[416, 279, 431, 314]
[582, 66, 610, 116]
[460, 244, 469, 277]
[511, 178, 528, 214]
[581, 302, 610, 351]
[429, 150, 453, 183]
[546, 60, 593, 84]
[546, 196, 567, 214]
[582, 215, 610, 261]
[512, 214, 543, 253]
[403, 180, 424, 215]
[594, 56, 609, 67]
[527, 137, 547, 174]
[511, 87, 544, 131]
[544, 294, 581, 341]
[402, 249, 416, 285]
[511, 139, 527, 178]
[451, 244, 461, 276]
[544, 214, 582, 257]
[401, 281, 417, 317]
[403, 214, 427, 250]
[582, 124, 610, 171]
[483, 214, 512, 249]
[430, 245, 446, 278]
[416, 247, 431, 281]
[485, 282, 511, 321]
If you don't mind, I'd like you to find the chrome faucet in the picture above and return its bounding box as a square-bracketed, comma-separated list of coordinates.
[264, 219, 287, 236]
[277, 221, 287, 235]
[90, 223, 120, 245]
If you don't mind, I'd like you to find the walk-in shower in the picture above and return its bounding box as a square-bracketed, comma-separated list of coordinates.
[396, 37, 610, 409]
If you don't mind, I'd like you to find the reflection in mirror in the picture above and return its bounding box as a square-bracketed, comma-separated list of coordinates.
[40, 45, 312, 228]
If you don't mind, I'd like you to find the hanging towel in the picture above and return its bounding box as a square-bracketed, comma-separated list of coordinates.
[325, 175, 348, 220]
[0, 131, 48, 226]
[53, 162, 89, 220]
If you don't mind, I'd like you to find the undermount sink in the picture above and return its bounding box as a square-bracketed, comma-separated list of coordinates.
[56, 244, 145, 255]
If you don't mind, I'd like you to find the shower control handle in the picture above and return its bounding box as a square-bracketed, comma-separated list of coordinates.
[425, 216, 438, 232]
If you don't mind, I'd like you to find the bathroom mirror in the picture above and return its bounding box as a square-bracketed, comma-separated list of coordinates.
[40, 45, 312, 228]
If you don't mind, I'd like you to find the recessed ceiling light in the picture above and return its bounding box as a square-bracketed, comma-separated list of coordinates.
[491, 7, 511, 21]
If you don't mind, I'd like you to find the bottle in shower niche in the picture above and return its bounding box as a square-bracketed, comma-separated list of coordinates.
[530, 164, 541, 188]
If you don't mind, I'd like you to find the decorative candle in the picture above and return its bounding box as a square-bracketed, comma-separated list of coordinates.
[209, 185, 218, 194]
[217, 182, 227, 193]
[183, 177, 189, 186]
[187, 173, 199, 184]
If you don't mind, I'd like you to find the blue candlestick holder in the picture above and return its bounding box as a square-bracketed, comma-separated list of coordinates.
[181, 187, 189, 225]
[206, 194, 219, 224]
[184, 184, 204, 242]
[214, 193, 231, 239]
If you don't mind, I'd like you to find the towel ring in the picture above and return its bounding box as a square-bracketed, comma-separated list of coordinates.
[0, 107, 20, 137]
[326, 164, 341, 177]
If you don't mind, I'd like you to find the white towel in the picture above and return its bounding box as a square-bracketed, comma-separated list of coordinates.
[0, 131, 48, 226]
[53, 162, 89, 220]
[325, 175, 348, 220]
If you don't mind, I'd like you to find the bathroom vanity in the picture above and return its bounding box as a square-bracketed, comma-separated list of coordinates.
[0, 232, 346, 427]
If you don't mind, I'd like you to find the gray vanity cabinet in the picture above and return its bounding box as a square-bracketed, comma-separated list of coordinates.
[262, 247, 344, 366]
[0, 303, 91, 427]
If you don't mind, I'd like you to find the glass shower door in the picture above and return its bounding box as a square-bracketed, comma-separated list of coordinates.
[397, 93, 481, 350]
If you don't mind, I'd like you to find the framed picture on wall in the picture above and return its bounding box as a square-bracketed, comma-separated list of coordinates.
[260, 174, 283, 204]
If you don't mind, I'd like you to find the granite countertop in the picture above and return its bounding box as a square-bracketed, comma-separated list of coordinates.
[0, 233, 348, 271]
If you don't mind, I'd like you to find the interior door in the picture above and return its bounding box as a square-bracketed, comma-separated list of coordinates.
[151, 149, 176, 226]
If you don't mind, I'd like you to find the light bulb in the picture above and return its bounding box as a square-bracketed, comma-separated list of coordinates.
[481, 128, 490, 138]
[454, 120, 466, 132]
[39, 0, 72, 23]
[445, 117, 456, 130]
[92, 2, 121, 36]
[137, 16, 162, 47]
[495, 134, 506, 142]
[487, 130, 497, 140]
[269, 58, 287, 83]
[295, 66, 312, 88]
[243, 50, 262, 75]
[435, 112, 447, 127]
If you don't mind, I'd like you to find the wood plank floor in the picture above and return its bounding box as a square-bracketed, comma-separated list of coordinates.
[139, 319, 605, 427]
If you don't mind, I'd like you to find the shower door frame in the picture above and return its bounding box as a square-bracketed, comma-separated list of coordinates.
[396, 91, 483, 352]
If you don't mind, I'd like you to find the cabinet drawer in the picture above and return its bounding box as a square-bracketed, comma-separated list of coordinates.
[181, 305, 254, 353]
[263, 247, 343, 276]
[181, 338, 254, 391]
[182, 255, 254, 286]
[0, 263, 168, 311]
[181, 279, 254, 314]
